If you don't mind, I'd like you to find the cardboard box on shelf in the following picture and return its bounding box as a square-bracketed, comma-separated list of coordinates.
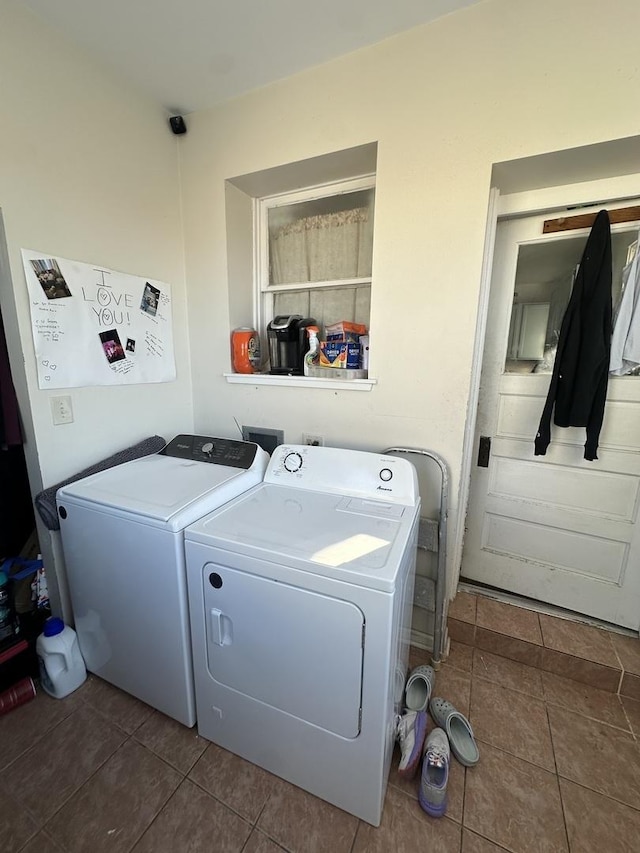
[325, 321, 367, 342]
[319, 341, 361, 369]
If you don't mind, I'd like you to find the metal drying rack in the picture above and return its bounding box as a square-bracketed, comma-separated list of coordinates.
[383, 447, 449, 668]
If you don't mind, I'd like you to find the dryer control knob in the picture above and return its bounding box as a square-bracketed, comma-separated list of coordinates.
[283, 451, 303, 473]
[202, 442, 214, 455]
[379, 467, 393, 482]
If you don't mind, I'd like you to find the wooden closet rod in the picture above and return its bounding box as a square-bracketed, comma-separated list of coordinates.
[543, 205, 640, 233]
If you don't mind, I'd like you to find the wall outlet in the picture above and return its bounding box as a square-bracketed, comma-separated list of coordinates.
[303, 433, 324, 447]
[51, 395, 74, 425]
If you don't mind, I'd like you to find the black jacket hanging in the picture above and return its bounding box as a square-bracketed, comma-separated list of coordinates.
[534, 209, 612, 461]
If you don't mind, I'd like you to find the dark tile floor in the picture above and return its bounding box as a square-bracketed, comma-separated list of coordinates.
[447, 590, 640, 696]
[3, 597, 640, 852]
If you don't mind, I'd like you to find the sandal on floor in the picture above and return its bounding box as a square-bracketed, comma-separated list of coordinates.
[429, 697, 479, 767]
[404, 664, 435, 712]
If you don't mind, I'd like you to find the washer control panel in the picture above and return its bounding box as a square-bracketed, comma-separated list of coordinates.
[266, 444, 418, 506]
[161, 434, 259, 469]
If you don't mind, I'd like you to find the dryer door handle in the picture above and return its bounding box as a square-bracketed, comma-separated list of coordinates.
[209, 608, 233, 646]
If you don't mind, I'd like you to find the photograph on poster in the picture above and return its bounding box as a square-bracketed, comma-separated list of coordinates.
[99, 329, 126, 364]
[30, 258, 72, 299]
[140, 282, 161, 317]
[126, 338, 136, 352]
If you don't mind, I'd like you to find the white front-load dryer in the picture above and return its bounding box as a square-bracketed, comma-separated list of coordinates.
[185, 444, 420, 825]
[57, 434, 268, 726]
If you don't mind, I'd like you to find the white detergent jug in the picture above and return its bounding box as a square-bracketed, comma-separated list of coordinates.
[36, 617, 87, 698]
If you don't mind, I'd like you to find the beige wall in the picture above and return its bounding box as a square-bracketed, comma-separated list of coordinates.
[2, 0, 639, 617]
[0, 0, 192, 614]
[179, 0, 640, 598]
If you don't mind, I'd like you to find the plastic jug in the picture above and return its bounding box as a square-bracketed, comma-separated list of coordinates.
[36, 617, 87, 698]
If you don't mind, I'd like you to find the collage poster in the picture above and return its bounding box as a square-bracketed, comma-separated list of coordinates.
[21, 250, 176, 389]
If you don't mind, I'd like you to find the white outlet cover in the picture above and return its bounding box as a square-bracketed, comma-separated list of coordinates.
[51, 395, 74, 425]
[303, 433, 324, 446]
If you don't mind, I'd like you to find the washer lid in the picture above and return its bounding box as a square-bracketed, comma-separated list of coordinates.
[57, 454, 252, 524]
[186, 483, 419, 590]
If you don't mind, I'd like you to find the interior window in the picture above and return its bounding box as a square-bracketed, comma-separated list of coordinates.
[505, 228, 639, 375]
[259, 180, 375, 341]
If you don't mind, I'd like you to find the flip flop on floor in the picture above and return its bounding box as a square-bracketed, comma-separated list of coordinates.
[404, 664, 435, 712]
[429, 697, 479, 767]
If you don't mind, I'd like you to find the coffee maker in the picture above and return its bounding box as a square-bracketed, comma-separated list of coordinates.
[267, 315, 317, 375]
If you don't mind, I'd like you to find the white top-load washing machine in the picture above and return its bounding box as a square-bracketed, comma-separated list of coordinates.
[184, 444, 420, 825]
[57, 434, 268, 726]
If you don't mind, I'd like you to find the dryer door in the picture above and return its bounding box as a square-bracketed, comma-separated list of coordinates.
[202, 563, 364, 738]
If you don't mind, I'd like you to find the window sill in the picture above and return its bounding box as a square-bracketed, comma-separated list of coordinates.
[223, 373, 376, 392]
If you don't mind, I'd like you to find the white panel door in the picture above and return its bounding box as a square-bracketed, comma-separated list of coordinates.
[462, 202, 640, 629]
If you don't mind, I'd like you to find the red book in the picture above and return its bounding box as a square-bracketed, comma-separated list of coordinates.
[0, 639, 29, 666]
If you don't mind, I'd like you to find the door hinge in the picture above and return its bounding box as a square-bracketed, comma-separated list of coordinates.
[477, 436, 491, 468]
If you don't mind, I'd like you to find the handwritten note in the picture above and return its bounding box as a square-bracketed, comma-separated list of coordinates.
[22, 250, 176, 389]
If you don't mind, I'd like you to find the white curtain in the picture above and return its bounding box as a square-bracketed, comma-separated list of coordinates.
[270, 207, 373, 285]
[273, 284, 371, 332]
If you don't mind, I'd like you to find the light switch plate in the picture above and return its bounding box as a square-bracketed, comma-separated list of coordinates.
[51, 395, 74, 425]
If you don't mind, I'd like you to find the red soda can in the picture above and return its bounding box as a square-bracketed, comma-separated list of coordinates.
[0, 677, 36, 716]
[231, 328, 260, 374]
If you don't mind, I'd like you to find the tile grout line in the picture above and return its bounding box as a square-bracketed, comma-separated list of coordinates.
[555, 773, 573, 853]
[455, 592, 631, 685]
[130, 728, 206, 777]
[21, 711, 130, 835]
[463, 831, 512, 853]
[543, 700, 634, 735]
[617, 695, 638, 743]
[13, 826, 40, 853]
[43, 732, 185, 850]
[613, 644, 627, 697]
[16, 828, 69, 853]
[468, 688, 558, 776]
[185, 772, 260, 828]
[545, 700, 640, 738]
[475, 632, 623, 694]
[610, 635, 625, 672]
[606, 633, 630, 699]
[348, 821, 362, 853]
[459, 763, 468, 847]
[42, 829, 68, 853]
[538, 654, 622, 690]
[0, 689, 82, 775]
[540, 669, 635, 734]
[471, 660, 637, 736]
[544, 701, 560, 777]
[555, 772, 640, 815]
[125, 779, 186, 853]
[617, 667, 626, 696]
[471, 669, 542, 700]
[474, 736, 559, 777]
[546, 689, 640, 817]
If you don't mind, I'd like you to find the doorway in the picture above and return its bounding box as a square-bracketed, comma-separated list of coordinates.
[0, 307, 35, 557]
[461, 200, 640, 630]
